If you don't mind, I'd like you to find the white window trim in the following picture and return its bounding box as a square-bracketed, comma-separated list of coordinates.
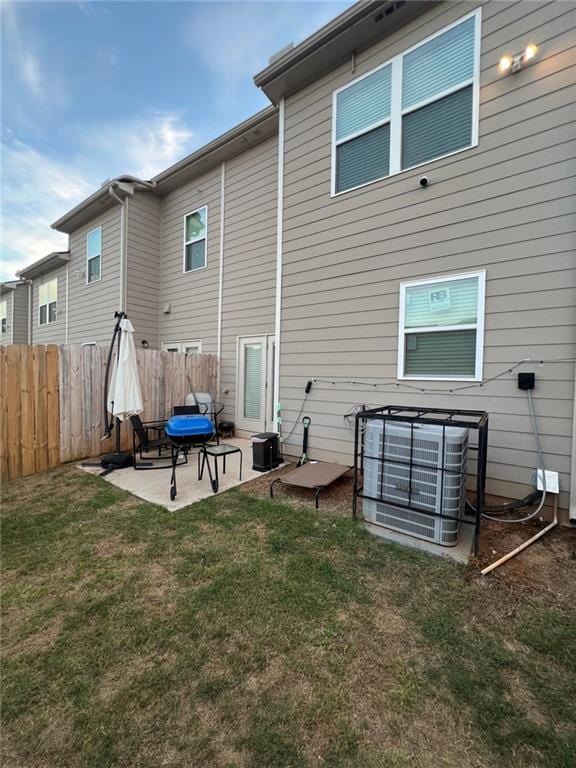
[182, 206, 208, 274]
[183, 340, 202, 354]
[161, 340, 203, 353]
[86, 226, 102, 285]
[397, 270, 486, 382]
[0, 300, 7, 335]
[331, 7, 481, 197]
[38, 278, 58, 326]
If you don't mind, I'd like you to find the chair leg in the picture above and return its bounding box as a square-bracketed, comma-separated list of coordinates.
[223, 453, 226, 475]
[239, 450, 242, 481]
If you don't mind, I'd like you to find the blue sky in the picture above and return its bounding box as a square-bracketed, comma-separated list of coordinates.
[1, 0, 350, 280]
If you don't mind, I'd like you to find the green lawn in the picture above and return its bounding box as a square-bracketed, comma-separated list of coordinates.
[2, 466, 575, 768]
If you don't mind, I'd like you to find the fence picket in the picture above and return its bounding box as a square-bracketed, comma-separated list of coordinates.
[1, 344, 217, 478]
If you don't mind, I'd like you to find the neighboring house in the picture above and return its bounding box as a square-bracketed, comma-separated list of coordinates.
[17, 252, 70, 345]
[16, 1, 576, 516]
[0, 281, 29, 345]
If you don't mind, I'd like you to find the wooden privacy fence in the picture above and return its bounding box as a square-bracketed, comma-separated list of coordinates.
[0, 344, 218, 481]
[0, 345, 60, 481]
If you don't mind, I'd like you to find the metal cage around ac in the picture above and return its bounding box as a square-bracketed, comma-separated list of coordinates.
[352, 406, 489, 556]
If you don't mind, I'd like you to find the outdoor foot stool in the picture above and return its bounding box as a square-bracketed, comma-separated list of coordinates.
[198, 443, 243, 487]
[270, 462, 350, 508]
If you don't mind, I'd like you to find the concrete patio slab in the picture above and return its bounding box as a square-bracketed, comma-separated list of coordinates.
[80, 438, 282, 511]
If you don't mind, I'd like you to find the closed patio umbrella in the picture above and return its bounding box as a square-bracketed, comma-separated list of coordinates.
[107, 317, 143, 421]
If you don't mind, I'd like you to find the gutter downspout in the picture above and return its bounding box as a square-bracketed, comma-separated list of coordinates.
[11, 291, 15, 345]
[217, 161, 226, 399]
[273, 97, 285, 433]
[65, 265, 69, 344]
[109, 186, 127, 312]
[27, 282, 32, 344]
[109, 179, 156, 314]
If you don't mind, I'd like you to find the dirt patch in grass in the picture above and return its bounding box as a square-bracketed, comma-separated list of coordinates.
[244, 468, 576, 606]
[93, 535, 147, 559]
[476, 520, 576, 604]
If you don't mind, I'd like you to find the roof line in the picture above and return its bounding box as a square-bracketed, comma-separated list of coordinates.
[254, 0, 383, 88]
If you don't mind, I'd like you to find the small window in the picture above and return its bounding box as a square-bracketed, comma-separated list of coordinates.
[0, 300, 6, 334]
[162, 340, 202, 354]
[183, 207, 207, 272]
[332, 10, 480, 194]
[38, 278, 58, 325]
[87, 227, 102, 283]
[183, 341, 202, 355]
[398, 271, 485, 380]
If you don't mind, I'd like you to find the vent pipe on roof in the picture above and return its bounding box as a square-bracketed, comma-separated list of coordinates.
[269, 42, 294, 65]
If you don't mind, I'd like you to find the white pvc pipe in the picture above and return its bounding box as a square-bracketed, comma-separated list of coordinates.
[481, 494, 558, 576]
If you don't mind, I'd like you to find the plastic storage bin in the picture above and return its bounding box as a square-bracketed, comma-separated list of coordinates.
[251, 432, 280, 471]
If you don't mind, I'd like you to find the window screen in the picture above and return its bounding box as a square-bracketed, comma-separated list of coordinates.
[184, 207, 208, 272]
[87, 228, 102, 283]
[400, 273, 484, 379]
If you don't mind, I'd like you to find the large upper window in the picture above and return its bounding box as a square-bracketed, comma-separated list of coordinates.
[333, 10, 480, 194]
[1, 300, 6, 334]
[398, 271, 485, 381]
[39, 278, 58, 325]
[183, 206, 208, 272]
[87, 227, 102, 283]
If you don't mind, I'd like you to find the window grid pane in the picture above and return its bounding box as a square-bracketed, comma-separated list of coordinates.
[404, 329, 477, 377]
[336, 123, 390, 193]
[336, 64, 391, 140]
[185, 208, 207, 242]
[402, 85, 473, 170]
[39, 305, 47, 325]
[88, 255, 101, 283]
[87, 229, 101, 259]
[185, 240, 206, 271]
[402, 16, 475, 109]
[404, 275, 479, 329]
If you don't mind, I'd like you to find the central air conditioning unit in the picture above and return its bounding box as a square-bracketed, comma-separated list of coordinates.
[363, 421, 469, 546]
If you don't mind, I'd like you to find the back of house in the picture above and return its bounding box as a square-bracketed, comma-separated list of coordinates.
[14, 0, 576, 517]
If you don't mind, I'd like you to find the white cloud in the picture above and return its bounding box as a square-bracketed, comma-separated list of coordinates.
[77, 113, 196, 179]
[20, 51, 42, 95]
[1, 140, 93, 280]
[1, 113, 196, 280]
[2, 0, 67, 108]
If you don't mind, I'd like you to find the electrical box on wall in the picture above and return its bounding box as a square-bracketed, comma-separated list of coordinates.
[518, 372, 535, 390]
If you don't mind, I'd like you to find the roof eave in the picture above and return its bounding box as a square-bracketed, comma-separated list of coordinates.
[254, 0, 438, 102]
[17, 252, 71, 281]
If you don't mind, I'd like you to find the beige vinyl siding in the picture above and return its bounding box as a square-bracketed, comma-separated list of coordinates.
[158, 166, 221, 357]
[220, 136, 278, 425]
[280, 0, 576, 510]
[127, 192, 161, 348]
[67, 206, 122, 344]
[31, 265, 68, 345]
[12, 285, 30, 344]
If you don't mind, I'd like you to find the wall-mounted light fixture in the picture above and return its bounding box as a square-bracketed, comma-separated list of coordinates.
[499, 43, 538, 74]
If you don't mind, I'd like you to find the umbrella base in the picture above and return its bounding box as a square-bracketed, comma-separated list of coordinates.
[83, 452, 134, 476]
